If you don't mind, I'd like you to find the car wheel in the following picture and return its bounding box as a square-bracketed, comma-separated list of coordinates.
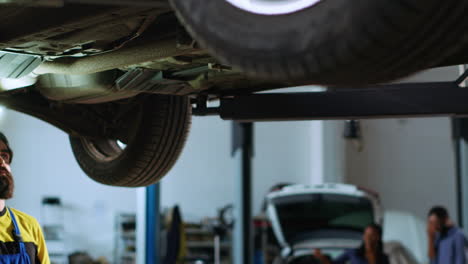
[170, 0, 468, 85]
[69, 94, 191, 187]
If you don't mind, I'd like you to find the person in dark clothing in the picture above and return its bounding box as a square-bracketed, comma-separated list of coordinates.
[314, 223, 390, 264]
[427, 206, 466, 264]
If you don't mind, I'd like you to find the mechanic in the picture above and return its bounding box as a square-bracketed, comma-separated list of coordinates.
[427, 206, 466, 264]
[314, 223, 389, 264]
[0, 132, 49, 263]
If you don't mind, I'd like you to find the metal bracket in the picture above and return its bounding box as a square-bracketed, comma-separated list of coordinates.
[193, 71, 468, 121]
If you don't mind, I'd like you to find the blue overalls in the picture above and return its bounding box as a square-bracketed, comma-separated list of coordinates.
[0, 208, 32, 264]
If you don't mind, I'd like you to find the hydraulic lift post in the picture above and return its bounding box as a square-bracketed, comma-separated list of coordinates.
[145, 184, 161, 264]
[453, 66, 468, 231]
[232, 122, 254, 264]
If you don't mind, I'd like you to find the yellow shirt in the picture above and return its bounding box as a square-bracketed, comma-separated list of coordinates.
[0, 207, 49, 264]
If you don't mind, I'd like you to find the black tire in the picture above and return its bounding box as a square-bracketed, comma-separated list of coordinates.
[170, 0, 468, 85]
[69, 95, 191, 187]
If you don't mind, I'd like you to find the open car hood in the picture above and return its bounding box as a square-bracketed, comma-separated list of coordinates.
[266, 183, 382, 255]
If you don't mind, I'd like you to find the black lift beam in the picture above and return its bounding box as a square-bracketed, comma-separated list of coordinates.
[194, 71, 468, 121]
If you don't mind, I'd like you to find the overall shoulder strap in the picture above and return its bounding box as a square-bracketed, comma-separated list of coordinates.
[7, 207, 23, 242]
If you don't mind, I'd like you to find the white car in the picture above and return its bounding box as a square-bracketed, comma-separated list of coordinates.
[266, 183, 419, 264]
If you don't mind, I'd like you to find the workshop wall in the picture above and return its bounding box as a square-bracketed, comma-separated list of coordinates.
[1, 109, 137, 262]
[252, 120, 323, 214]
[345, 117, 456, 220]
[322, 121, 346, 183]
[343, 66, 461, 263]
[344, 66, 460, 220]
[160, 116, 237, 222]
[161, 116, 324, 221]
